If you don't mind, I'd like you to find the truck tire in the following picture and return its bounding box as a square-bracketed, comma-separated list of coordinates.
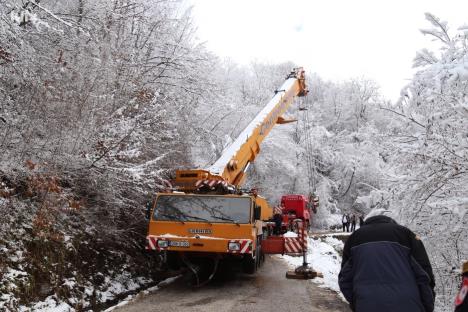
[256, 237, 264, 268]
[166, 252, 182, 270]
[255, 244, 260, 270]
[242, 254, 256, 274]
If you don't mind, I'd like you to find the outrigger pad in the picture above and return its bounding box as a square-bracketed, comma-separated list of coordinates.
[286, 265, 323, 280]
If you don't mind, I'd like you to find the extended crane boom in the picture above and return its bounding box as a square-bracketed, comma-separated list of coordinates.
[175, 67, 307, 191]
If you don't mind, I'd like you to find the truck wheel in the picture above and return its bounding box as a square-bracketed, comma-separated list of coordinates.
[255, 244, 260, 269]
[166, 252, 182, 270]
[242, 255, 256, 274]
[257, 245, 265, 268]
[256, 237, 264, 268]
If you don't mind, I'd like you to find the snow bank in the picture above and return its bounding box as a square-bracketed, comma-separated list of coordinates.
[104, 275, 181, 312]
[23, 297, 74, 312]
[280, 236, 344, 294]
[103, 295, 134, 312]
[283, 231, 298, 237]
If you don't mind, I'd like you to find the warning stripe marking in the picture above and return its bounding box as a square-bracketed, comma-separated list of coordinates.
[284, 235, 308, 254]
[228, 239, 252, 254]
[146, 236, 158, 250]
[146, 236, 253, 254]
[284, 237, 302, 253]
[283, 220, 309, 254]
[195, 180, 229, 189]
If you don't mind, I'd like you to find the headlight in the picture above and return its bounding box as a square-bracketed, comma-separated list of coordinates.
[228, 242, 240, 251]
[157, 240, 168, 248]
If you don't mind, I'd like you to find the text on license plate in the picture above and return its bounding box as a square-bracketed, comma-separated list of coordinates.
[169, 240, 189, 247]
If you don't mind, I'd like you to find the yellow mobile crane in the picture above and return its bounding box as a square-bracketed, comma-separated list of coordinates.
[146, 68, 308, 285]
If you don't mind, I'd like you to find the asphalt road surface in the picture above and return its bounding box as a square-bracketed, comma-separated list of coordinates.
[115, 256, 351, 312]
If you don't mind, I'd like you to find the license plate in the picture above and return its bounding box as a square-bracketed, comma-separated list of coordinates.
[168, 240, 189, 247]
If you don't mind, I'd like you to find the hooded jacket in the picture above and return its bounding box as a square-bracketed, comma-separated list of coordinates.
[338, 215, 435, 312]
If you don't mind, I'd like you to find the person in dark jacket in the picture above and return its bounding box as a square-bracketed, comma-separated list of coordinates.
[455, 260, 468, 312]
[338, 209, 435, 312]
[342, 213, 349, 232]
[350, 214, 357, 232]
[358, 214, 364, 228]
[273, 204, 283, 235]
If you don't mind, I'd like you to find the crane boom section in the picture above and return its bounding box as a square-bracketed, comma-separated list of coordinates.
[174, 68, 307, 190]
[209, 78, 302, 185]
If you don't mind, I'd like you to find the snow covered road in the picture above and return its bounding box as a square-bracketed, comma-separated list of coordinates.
[113, 256, 350, 312]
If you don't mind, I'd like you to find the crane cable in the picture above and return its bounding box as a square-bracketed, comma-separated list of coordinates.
[299, 96, 317, 198]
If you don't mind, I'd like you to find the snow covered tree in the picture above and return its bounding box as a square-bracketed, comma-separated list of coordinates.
[0, 0, 215, 227]
[383, 13, 468, 311]
[0, 1, 218, 308]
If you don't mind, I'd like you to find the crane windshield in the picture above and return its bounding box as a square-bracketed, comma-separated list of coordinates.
[153, 195, 252, 224]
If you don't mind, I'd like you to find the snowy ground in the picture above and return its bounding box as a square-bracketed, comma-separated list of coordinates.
[280, 232, 348, 297]
[2, 229, 348, 311]
[10, 276, 181, 312]
[104, 233, 349, 311]
[103, 276, 180, 312]
[14, 274, 150, 312]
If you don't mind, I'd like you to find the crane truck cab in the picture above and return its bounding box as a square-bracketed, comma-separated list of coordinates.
[280, 194, 311, 231]
[147, 192, 271, 278]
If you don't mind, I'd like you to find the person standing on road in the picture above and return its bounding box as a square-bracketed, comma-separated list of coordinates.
[273, 204, 283, 235]
[350, 214, 357, 232]
[455, 260, 468, 312]
[339, 209, 435, 312]
[342, 213, 349, 232]
[359, 214, 364, 228]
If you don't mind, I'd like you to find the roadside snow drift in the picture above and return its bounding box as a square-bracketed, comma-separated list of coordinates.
[280, 235, 344, 293]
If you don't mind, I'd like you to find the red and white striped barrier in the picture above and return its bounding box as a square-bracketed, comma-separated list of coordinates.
[284, 220, 308, 254]
[284, 237, 303, 253]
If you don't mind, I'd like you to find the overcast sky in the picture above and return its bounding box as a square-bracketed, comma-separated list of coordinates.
[188, 0, 468, 101]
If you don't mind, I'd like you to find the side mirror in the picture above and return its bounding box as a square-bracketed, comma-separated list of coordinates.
[254, 205, 261, 220]
[145, 201, 153, 220]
